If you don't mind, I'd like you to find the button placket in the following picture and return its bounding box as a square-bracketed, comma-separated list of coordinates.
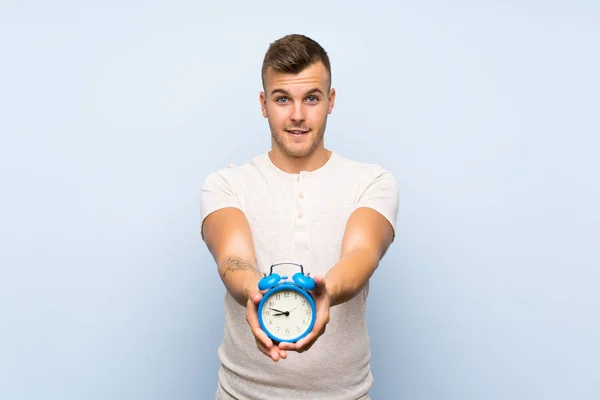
[294, 173, 306, 229]
[293, 173, 310, 249]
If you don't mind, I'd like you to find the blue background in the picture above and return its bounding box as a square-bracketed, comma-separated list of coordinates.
[1, 1, 598, 399]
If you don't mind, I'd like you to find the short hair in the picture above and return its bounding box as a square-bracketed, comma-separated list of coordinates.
[261, 34, 332, 90]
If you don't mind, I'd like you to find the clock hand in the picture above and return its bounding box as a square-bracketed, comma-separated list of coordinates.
[275, 307, 296, 316]
[269, 307, 287, 314]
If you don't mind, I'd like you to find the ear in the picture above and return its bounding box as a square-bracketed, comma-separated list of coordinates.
[327, 88, 336, 115]
[260, 91, 268, 118]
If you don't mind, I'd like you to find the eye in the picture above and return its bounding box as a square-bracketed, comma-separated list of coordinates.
[276, 97, 289, 104]
[306, 96, 319, 104]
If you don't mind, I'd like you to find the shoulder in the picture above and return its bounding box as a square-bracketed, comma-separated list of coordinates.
[202, 153, 269, 189]
[331, 152, 398, 186]
[200, 153, 270, 224]
[333, 153, 399, 234]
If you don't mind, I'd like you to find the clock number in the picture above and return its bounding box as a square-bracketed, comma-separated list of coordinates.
[275, 294, 281, 300]
[296, 326, 301, 332]
[269, 301, 274, 307]
[284, 291, 290, 298]
[268, 320, 273, 325]
[285, 328, 290, 334]
[276, 326, 280, 332]
[302, 319, 306, 324]
[302, 300, 306, 305]
[304, 309, 310, 315]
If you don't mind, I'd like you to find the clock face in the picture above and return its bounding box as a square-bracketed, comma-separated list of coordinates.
[260, 288, 314, 342]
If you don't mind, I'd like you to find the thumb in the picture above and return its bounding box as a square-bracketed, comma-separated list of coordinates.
[311, 275, 327, 295]
[249, 291, 263, 305]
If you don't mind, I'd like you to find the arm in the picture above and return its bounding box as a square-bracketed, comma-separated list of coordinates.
[202, 207, 262, 306]
[325, 206, 395, 307]
[202, 206, 287, 361]
[280, 206, 394, 352]
[281, 168, 398, 353]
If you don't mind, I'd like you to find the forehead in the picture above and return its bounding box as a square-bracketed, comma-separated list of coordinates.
[264, 62, 330, 94]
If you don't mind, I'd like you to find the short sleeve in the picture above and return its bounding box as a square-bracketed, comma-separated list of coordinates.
[199, 168, 243, 240]
[352, 167, 399, 240]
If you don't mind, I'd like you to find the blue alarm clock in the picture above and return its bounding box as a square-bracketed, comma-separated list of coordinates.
[257, 262, 317, 343]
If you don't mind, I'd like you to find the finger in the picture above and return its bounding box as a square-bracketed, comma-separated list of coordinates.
[246, 296, 273, 350]
[250, 291, 263, 305]
[311, 275, 327, 295]
[248, 291, 273, 346]
[255, 338, 273, 358]
[246, 292, 287, 359]
[263, 340, 287, 360]
[302, 325, 326, 351]
[310, 311, 329, 338]
[278, 340, 300, 351]
[294, 315, 328, 350]
[281, 328, 317, 352]
[248, 317, 273, 350]
[294, 332, 315, 350]
[256, 338, 281, 361]
[279, 306, 329, 352]
[278, 347, 288, 359]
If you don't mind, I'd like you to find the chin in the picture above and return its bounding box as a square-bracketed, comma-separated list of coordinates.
[282, 147, 313, 158]
[285, 140, 321, 157]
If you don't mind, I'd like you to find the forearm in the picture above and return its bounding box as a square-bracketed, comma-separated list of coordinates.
[202, 208, 263, 307]
[325, 248, 380, 307]
[218, 257, 263, 306]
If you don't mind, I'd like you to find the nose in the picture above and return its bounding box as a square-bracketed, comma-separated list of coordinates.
[290, 103, 305, 124]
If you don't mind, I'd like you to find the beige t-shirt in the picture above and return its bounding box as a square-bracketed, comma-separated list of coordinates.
[200, 151, 399, 400]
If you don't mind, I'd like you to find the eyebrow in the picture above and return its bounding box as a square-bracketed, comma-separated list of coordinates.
[270, 88, 325, 97]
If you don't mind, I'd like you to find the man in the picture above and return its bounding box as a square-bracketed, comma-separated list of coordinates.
[200, 34, 399, 400]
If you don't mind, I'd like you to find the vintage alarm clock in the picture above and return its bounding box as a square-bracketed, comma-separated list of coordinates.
[257, 262, 317, 343]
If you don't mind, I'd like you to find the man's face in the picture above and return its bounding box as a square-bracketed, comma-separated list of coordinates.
[260, 62, 336, 158]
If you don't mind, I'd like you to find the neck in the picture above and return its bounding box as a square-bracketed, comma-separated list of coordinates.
[268, 146, 332, 174]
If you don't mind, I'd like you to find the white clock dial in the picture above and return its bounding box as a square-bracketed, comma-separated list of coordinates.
[261, 289, 313, 340]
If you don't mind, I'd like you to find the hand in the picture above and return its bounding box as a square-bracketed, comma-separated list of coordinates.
[246, 291, 287, 361]
[278, 275, 330, 353]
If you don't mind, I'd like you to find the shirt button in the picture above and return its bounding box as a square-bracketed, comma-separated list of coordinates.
[297, 212, 303, 219]
[298, 193, 304, 199]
